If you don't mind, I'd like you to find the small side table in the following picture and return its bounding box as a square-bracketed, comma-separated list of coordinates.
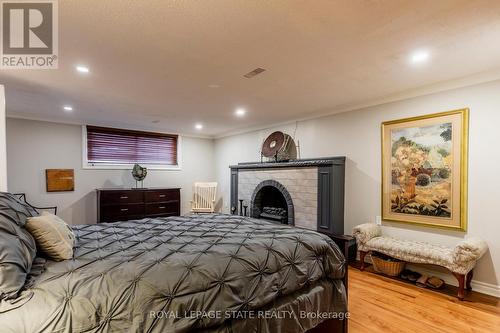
[330, 234, 356, 264]
[318, 232, 356, 301]
[319, 231, 356, 262]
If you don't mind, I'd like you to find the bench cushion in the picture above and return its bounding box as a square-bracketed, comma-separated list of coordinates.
[366, 236, 460, 271]
[353, 223, 488, 275]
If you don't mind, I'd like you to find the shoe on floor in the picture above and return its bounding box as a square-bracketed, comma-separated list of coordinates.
[408, 271, 422, 282]
[400, 269, 422, 282]
[426, 276, 444, 289]
[400, 269, 412, 280]
[416, 274, 429, 288]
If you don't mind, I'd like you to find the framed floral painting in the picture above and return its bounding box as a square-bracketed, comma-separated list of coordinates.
[381, 108, 469, 231]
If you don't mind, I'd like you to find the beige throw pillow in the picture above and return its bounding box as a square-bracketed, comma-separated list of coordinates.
[25, 212, 75, 261]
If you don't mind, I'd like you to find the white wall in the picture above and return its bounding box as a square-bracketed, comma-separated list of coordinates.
[0, 85, 6, 192]
[5, 80, 500, 294]
[6, 118, 215, 225]
[214, 79, 500, 292]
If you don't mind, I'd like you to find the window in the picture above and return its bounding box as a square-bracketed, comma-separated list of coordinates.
[84, 126, 179, 169]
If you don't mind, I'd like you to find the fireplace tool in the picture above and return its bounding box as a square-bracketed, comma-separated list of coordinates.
[239, 199, 244, 216]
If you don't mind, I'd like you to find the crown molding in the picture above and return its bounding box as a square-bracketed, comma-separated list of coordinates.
[215, 67, 500, 139]
[5, 113, 214, 140]
[6, 67, 500, 140]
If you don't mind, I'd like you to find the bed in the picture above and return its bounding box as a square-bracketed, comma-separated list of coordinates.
[1, 209, 347, 332]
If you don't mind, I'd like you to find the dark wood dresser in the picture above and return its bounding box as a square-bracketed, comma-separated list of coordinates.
[96, 188, 181, 222]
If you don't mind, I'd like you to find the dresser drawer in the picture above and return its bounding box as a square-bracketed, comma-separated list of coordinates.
[145, 202, 179, 215]
[145, 190, 179, 203]
[100, 204, 145, 221]
[97, 188, 181, 223]
[100, 191, 144, 205]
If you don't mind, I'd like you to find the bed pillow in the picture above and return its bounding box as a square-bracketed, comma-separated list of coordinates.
[25, 212, 75, 261]
[0, 192, 38, 300]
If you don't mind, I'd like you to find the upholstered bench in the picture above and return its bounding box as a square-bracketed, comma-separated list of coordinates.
[353, 223, 488, 300]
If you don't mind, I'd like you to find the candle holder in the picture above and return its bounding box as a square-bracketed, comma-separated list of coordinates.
[239, 199, 244, 216]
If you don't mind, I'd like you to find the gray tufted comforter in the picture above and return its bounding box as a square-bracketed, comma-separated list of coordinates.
[1, 214, 346, 333]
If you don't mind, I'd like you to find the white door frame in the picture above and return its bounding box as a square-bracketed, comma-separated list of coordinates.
[0, 85, 7, 191]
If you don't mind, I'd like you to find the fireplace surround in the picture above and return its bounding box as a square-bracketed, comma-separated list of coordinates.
[230, 157, 345, 234]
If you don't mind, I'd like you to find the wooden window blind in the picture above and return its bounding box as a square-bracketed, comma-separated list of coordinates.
[86, 126, 178, 166]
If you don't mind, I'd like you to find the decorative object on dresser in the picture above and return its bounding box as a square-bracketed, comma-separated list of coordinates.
[46, 169, 75, 192]
[96, 188, 180, 222]
[381, 108, 469, 231]
[190, 182, 217, 213]
[353, 223, 488, 300]
[230, 157, 345, 234]
[131, 164, 148, 188]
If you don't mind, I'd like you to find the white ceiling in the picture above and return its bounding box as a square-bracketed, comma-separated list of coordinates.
[2, 0, 500, 137]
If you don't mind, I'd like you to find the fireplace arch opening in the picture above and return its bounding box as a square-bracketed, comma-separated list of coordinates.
[250, 180, 294, 225]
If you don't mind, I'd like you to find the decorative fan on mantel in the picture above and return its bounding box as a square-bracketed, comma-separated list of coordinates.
[261, 131, 297, 162]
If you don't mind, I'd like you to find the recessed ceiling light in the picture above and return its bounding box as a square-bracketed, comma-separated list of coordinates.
[63, 105, 73, 112]
[235, 108, 246, 117]
[410, 50, 430, 64]
[195, 123, 203, 130]
[76, 65, 90, 73]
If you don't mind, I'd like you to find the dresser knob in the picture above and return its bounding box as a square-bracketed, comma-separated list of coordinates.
[120, 196, 128, 199]
[120, 208, 129, 212]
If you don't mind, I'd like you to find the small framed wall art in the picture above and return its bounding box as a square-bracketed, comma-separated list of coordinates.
[46, 169, 75, 192]
[381, 108, 469, 231]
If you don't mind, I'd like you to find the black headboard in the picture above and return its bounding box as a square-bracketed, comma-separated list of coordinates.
[13, 193, 58, 215]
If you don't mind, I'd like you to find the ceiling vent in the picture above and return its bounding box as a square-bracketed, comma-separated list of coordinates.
[244, 67, 266, 78]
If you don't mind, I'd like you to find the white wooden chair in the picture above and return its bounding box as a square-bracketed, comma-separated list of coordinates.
[191, 182, 217, 213]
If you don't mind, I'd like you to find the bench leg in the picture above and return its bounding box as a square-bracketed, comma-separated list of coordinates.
[466, 270, 473, 290]
[359, 251, 368, 271]
[452, 272, 466, 300]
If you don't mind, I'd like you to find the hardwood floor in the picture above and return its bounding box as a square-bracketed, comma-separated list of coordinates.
[348, 267, 500, 333]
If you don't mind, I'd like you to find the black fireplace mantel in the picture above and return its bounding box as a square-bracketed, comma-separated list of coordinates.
[229, 157, 346, 235]
[229, 157, 345, 170]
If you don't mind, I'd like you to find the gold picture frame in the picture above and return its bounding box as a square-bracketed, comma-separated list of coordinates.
[381, 108, 469, 231]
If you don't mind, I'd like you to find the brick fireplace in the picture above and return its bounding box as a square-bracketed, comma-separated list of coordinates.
[230, 157, 345, 234]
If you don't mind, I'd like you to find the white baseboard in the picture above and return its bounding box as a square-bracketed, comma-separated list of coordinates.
[471, 280, 500, 298]
[358, 255, 500, 298]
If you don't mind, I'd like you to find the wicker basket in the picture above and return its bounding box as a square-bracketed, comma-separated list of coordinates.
[371, 253, 406, 277]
